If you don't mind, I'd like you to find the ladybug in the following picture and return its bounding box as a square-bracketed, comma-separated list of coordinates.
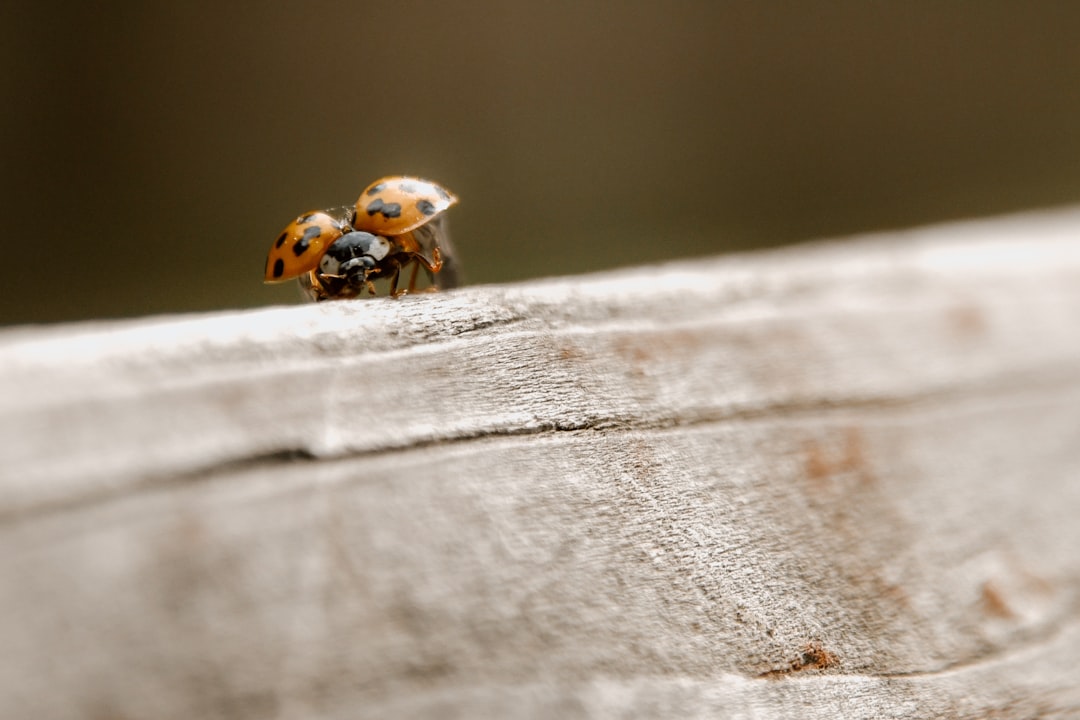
[264, 176, 459, 301]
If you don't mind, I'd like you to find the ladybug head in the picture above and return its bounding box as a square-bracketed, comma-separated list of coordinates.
[318, 231, 392, 288]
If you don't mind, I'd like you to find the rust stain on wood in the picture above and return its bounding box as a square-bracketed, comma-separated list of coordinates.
[758, 641, 841, 678]
[947, 303, 987, 342]
[980, 581, 1016, 620]
[801, 427, 876, 491]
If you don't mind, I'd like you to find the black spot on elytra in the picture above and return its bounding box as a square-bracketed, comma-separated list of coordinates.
[366, 198, 402, 219]
[366, 182, 387, 196]
[297, 213, 317, 224]
[434, 185, 452, 201]
[416, 199, 436, 216]
[275, 232, 287, 248]
[273, 258, 285, 278]
[292, 226, 321, 256]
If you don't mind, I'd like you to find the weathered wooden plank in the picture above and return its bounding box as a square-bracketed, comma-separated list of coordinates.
[2, 209, 1080, 718]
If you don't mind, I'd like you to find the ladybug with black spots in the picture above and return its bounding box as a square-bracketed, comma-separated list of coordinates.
[264, 176, 459, 301]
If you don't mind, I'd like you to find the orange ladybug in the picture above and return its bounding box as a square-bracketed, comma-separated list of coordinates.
[264, 208, 350, 284]
[264, 176, 459, 301]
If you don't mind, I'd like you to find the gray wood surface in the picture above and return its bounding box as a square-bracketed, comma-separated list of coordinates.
[2, 209, 1080, 718]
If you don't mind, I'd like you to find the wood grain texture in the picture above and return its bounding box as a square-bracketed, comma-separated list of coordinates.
[2, 209, 1080, 718]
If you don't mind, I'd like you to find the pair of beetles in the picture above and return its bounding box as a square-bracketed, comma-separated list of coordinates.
[264, 176, 458, 301]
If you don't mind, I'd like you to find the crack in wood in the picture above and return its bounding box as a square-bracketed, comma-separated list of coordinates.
[5, 372, 1078, 528]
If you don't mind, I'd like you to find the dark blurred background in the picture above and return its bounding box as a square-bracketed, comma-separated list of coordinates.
[3, 1, 1080, 326]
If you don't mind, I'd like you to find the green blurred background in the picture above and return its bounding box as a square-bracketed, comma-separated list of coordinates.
[3, 1, 1080, 326]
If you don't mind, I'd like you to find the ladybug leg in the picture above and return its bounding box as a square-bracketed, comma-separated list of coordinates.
[413, 249, 443, 293]
[299, 270, 328, 302]
[406, 260, 420, 293]
[387, 265, 401, 297]
[429, 239, 463, 290]
[419, 269, 440, 293]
